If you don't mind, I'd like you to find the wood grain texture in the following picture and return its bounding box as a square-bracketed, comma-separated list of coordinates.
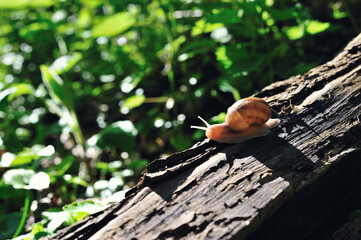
[46, 34, 361, 240]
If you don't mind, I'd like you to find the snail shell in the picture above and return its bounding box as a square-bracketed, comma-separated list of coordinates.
[226, 97, 271, 131]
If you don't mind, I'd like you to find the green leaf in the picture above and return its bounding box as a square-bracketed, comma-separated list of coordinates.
[216, 45, 263, 74]
[78, 8, 91, 28]
[79, 0, 102, 8]
[178, 39, 216, 61]
[3, 169, 35, 189]
[70, 211, 90, 222]
[8, 83, 34, 101]
[33, 231, 49, 239]
[218, 80, 240, 101]
[0, 88, 14, 103]
[91, 12, 136, 37]
[2, 145, 53, 167]
[42, 210, 70, 232]
[64, 176, 88, 187]
[30, 222, 45, 238]
[207, 9, 240, 25]
[191, 19, 223, 37]
[51, 156, 76, 176]
[0, 83, 34, 102]
[306, 20, 330, 35]
[0, 0, 57, 9]
[19, 22, 50, 38]
[123, 95, 145, 109]
[95, 162, 109, 171]
[40, 65, 65, 104]
[3, 169, 50, 190]
[284, 24, 305, 40]
[41, 65, 84, 145]
[0, 24, 13, 36]
[267, 7, 298, 21]
[332, 4, 347, 20]
[284, 21, 329, 40]
[215, 46, 233, 70]
[63, 200, 105, 216]
[95, 161, 123, 172]
[10, 150, 39, 167]
[95, 120, 138, 152]
[50, 53, 82, 75]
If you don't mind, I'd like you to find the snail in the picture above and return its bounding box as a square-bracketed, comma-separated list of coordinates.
[191, 97, 280, 143]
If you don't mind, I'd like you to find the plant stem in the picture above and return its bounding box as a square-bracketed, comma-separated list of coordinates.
[55, 33, 68, 56]
[12, 190, 31, 239]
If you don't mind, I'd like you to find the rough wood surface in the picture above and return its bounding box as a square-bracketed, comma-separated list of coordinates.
[47, 34, 361, 240]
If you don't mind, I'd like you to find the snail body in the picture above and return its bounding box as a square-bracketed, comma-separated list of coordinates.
[191, 97, 280, 143]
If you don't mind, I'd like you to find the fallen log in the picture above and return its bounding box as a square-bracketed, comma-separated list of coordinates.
[47, 33, 361, 240]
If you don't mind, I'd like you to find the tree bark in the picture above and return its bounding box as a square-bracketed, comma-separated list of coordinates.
[47, 34, 361, 240]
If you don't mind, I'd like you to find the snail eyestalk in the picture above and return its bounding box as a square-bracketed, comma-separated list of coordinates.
[190, 116, 210, 131]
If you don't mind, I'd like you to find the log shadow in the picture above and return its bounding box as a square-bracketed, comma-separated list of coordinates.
[225, 134, 314, 173]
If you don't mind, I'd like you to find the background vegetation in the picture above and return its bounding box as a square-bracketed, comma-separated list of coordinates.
[0, 0, 360, 239]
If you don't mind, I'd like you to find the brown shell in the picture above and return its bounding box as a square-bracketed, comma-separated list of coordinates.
[225, 97, 271, 131]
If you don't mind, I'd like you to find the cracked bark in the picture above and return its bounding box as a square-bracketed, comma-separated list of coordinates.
[46, 34, 361, 240]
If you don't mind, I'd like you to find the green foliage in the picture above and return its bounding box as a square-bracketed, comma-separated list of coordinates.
[41, 63, 84, 144]
[13, 200, 106, 239]
[0, 0, 56, 9]
[0, 0, 360, 238]
[91, 12, 136, 37]
[93, 120, 138, 152]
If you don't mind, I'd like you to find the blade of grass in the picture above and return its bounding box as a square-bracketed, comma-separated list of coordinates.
[12, 190, 31, 238]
